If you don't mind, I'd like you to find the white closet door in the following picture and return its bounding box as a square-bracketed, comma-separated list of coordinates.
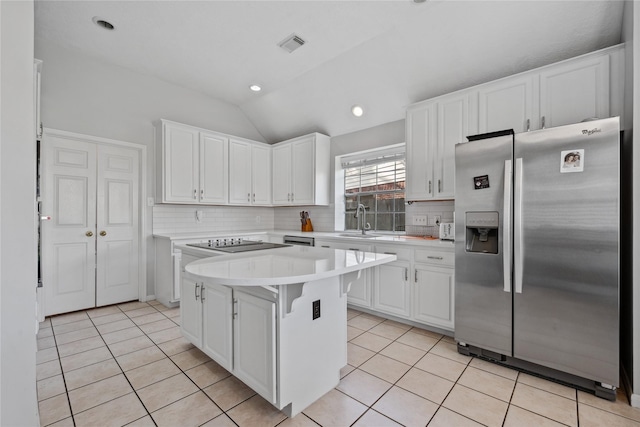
[95, 145, 140, 306]
[43, 136, 97, 316]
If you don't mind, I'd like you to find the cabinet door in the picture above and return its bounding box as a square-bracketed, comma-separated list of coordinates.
[233, 290, 277, 404]
[199, 133, 228, 204]
[202, 284, 233, 371]
[413, 264, 454, 330]
[272, 144, 292, 205]
[539, 55, 609, 129]
[478, 75, 535, 134]
[374, 261, 411, 318]
[180, 277, 202, 346]
[251, 144, 271, 205]
[406, 104, 436, 200]
[291, 137, 315, 205]
[329, 241, 372, 307]
[228, 139, 252, 205]
[436, 94, 469, 199]
[164, 123, 199, 203]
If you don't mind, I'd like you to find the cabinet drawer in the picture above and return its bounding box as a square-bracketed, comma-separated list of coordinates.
[414, 249, 454, 267]
[374, 245, 411, 262]
[321, 241, 372, 252]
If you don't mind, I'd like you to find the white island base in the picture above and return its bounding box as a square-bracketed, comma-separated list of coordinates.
[182, 246, 395, 417]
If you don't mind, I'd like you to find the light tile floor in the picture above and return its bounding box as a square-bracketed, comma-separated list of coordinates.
[37, 301, 640, 427]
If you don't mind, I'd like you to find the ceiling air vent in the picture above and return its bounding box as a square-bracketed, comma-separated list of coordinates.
[278, 34, 306, 53]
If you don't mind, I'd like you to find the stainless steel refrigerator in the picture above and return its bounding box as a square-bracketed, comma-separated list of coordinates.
[454, 117, 619, 400]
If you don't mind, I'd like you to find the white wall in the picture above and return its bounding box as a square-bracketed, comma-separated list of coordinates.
[35, 38, 266, 297]
[0, 1, 39, 425]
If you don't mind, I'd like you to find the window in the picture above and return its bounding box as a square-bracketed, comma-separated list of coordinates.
[342, 146, 405, 232]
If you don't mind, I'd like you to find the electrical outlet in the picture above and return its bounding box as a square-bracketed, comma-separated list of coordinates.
[428, 215, 441, 226]
[255, 215, 261, 223]
[195, 210, 203, 223]
[312, 300, 321, 320]
[412, 215, 427, 226]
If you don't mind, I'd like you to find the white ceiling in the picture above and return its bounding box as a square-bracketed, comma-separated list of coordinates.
[35, 0, 625, 143]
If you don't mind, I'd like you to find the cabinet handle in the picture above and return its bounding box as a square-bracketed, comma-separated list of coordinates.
[200, 285, 205, 302]
[415, 269, 418, 283]
[291, 193, 294, 202]
[39, 122, 43, 138]
[405, 268, 408, 281]
[428, 180, 432, 193]
[349, 248, 360, 251]
[321, 245, 330, 248]
[287, 193, 290, 202]
[541, 116, 546, 129]
[195, 283, 200, 300]
[247, 193, 251, 202]
[383, 252, 396, 255]
[438, 179, 441, 193]
[233, 298, 238, 319]
[427, 256, 444, 260]
[526, 119, 530, 132]
[253, 193, 256, 202]
[201, 189, 204, 197]
[193, 189, 197, 199]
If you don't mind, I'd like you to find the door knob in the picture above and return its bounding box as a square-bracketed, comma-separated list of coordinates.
[99, 231, 107, 237]
[85, 231, 93, 237]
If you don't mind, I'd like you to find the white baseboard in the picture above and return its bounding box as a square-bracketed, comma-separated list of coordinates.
[631, 393, 640, 408]
[142, 294, 156, 303]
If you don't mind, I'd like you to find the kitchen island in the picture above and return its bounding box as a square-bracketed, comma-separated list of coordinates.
[182, 245, 396, 417]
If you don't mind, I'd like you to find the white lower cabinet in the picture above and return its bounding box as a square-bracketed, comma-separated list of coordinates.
[180, 279, 276, 400]
[202, 284, 233, 371]
[373, 245, 411, 318]
[316, 239, 371, 307]
[233, 290, 277, 403]
[180, 276, 202, 346]
[413, 264, 455, 330]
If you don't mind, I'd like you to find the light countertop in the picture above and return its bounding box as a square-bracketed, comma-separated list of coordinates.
[154, 229, 454, 250]
[184, 245, 396, 286]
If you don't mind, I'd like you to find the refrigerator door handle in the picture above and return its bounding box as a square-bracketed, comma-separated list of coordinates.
[503, 159, 512, 293]
[514, 157, 524, 294]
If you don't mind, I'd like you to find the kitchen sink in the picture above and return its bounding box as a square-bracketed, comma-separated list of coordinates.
[338, 233, 381, 239]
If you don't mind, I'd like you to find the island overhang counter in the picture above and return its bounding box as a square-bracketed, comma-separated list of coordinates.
[182, 245, 396, 417]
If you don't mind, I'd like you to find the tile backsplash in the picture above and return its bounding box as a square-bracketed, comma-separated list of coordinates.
[152, 201, 454, 235]
[405, 200, 455, 237]
[152, 205, 275, 234]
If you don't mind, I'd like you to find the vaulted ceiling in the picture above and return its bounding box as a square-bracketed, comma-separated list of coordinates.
[35, 0, 625, 142]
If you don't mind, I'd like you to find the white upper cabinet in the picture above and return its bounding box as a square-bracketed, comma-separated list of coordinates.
[406, 103, 435, 201]
[200, 132, 228, 204]
[478, 75, 535, 134]
[437, 93, 471, 199]
[161, 121, 200, 203]
[407, 45, 623, 201]
[271, 133, 330, 206]
[229, 138, 271, 206]
[272, 144, 292, 205]
[406, 91, 470, 201]
[251, 143, 272, 206]
[539, 55, 609, 129]
[158, 120, 229, 205]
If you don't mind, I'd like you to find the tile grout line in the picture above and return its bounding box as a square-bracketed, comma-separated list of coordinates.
[46, 320, 77, 427]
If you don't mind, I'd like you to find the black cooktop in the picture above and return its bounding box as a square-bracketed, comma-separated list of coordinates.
[186, 241, 291, 253]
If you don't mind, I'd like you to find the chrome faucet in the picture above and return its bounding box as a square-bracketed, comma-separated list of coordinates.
[354, 203, 371, 235]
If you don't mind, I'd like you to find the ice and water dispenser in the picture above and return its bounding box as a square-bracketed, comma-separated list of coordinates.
[465, 212, 499, 254]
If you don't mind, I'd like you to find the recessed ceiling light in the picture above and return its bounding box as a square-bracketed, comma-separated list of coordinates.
[351, 105, 364, 117]
[249, 85, 262, 92]
[92, 16, 115, 30]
